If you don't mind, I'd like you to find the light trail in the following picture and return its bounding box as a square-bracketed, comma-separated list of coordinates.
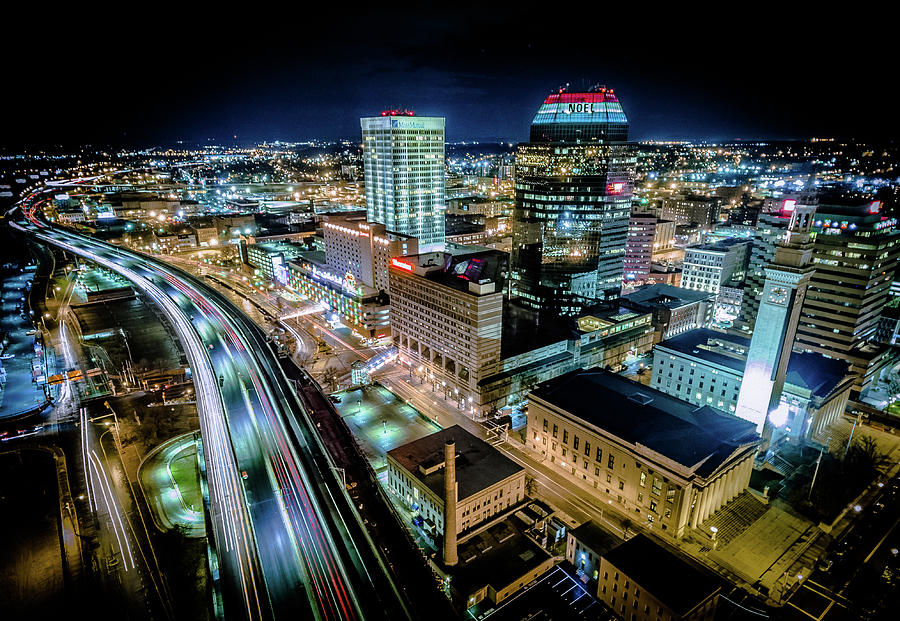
[9, 186, 413, 621]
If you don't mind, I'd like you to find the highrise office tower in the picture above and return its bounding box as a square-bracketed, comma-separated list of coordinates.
[361, 111, 446, 252]
[735, 205, 816, 434]
[795, 197, 900, 393]
[511, 85, 634, 315]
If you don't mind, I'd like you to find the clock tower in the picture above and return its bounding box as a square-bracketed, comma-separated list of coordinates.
[735, 204, 816, 434]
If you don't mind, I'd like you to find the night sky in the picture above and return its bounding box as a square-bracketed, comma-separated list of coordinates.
[3, 7, 895, 147]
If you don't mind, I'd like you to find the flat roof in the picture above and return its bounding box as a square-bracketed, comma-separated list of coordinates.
[398, 249, 508, 296]
[452, 516, 552, 599]
[686, 237, 751, 253]
[623, 283, 713, 309]
[387, 425, 523, 502]
[531, 368, 759, 472]
[501, 300, 571, 358]
[656, 328, 749, 373]
[603, 534, 721, 615]
[658, 329, 851, 398]
[570, 521, 621, 557]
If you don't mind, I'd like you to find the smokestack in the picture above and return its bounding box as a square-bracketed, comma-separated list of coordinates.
[443, 438, 458, 567]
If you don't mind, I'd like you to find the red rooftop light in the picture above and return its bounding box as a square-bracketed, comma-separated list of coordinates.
[380, 109, 416, 117]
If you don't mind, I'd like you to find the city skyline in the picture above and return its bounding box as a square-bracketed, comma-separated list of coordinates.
[2, 9, 899, 620]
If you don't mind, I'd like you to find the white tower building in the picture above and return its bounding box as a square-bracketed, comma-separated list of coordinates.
[361, 112, 445, 252]
[735, 204, 816, 433]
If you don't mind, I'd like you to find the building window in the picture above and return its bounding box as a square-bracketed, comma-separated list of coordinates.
[596, 447, 603, 462]
[619, 480, 625, 491]
[650, 500, 658, 513]
[608, 454, 615, 469]
[543, 418, 548, 432]
[638, 492, 643, 502]
[573, 436, 579, 451]
[652, 477, 662, 496]
[563, 430, 568, 444]
[552, 424, 558, 438]
[666, 489, 676, 503]
[640, 472, 646, 488]
[584, 441, 590, 457]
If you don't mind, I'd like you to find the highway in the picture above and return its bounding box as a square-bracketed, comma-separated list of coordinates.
[9, 195, 411, 620]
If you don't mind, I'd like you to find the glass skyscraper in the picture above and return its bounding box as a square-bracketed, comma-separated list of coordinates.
[511, 85, 634, 315]
[361, 112, 446, 252]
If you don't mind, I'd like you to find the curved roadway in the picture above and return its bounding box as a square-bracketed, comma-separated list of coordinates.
[9, 194, 410, 620]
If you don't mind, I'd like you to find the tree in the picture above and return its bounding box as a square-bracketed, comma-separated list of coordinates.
[322, 368, 340, 393]
[621, 517, 633, 540]
[524, 475, 537, 497]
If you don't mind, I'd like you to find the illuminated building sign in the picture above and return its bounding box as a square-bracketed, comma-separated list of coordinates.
[868, 201, 882, 214]
[532, 90, 627, 125]
[391, 258, 413, 272]
[782, 199, 796, 213]
[606, 182, 626, 195]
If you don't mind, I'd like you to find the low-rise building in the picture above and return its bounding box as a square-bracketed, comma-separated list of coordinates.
[526, 368, 761, 537]
[622, 284, 714, 342]
[286, 251, 390, 339]
[386, 425, 526, 541]
[651, 328, 854, 441]
[245, 240, 305, 282]
[653, 219, 676, 252]
[566, 520, 620, 589]
[599, 534, 721, 621]
[660, 195, 721, 228]
[681, 238, 751, 295]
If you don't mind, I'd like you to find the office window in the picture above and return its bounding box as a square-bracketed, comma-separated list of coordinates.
[596, 447, 603, 462]
[543, 418, 548, 432]
[552, 424, 558, 438]
[652, 477, 662, 496]
[563, 430, 568, 444]
[608, 454, 615, 469]
[573, 436, 579, 451]
[640, 472, 646, 487]
[584, 441, 590, 457]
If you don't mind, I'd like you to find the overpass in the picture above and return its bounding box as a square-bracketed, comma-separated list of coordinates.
[9, 196, 412, 620]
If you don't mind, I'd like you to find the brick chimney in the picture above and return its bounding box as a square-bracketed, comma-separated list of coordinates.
[443, 438, 458, 567]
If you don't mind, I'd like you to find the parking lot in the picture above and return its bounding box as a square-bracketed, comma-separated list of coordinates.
[472, 564, 612, 620]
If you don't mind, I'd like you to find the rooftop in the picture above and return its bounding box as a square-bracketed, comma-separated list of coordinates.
[570, 520, 621, 557]
[603, 534, 721, 615]
[622, 283, 714, 309]
[657, 328, 852, 398]
[452, 516, 552, 603]
[392, 249, 508, 296]
[685, 237, 752, 254]
[530, 368, 759, 473]
[387, 425, 523, 502]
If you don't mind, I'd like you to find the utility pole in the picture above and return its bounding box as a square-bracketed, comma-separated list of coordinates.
[808, 436, 830, 501]
[844, 411, 863, 458]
